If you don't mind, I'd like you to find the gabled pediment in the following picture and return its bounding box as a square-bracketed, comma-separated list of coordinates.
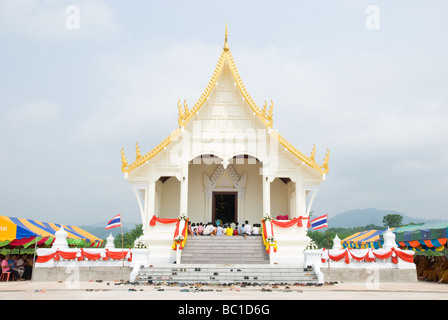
[204, 164, 247, 190]
[176, 45, 274, 129]
[121, 24, 329, 176]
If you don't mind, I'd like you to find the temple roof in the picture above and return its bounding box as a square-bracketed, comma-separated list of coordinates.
[121, 24, 329, 175]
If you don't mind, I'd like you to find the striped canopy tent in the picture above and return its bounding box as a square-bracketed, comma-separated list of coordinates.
[0, 215, 103, 248]
[392, 223, 448, 252]
[341, 229, 391, 249]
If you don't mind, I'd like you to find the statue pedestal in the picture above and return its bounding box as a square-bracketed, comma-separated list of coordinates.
[136, 223, 177, 264]
[270, 224, 310, 266]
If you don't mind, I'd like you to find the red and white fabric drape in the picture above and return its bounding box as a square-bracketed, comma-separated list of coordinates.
[149, 216, 179, 226]
[36, 249, 133, 263]
[271, 216, 310, 228]
[321, 247, 414, 264]
[149, 215, 189, 251]
[171, 219, 189, 251]
[261, 220, 277, 254]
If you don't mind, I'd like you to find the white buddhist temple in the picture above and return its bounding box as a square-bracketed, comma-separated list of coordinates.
[120, 24, 329, 265]
[33, 25, 417, 284]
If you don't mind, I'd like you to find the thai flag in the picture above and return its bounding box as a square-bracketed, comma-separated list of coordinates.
[310, 215, 328, 230]
[105, 214, 121, 230]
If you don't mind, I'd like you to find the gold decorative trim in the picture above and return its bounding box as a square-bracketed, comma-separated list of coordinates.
[121, 147, 128, 173]
[270, 130, 329, 174]
[223, 21, 229, 52]
[310, 144, 316, 162]
[227, 51, 274, 128]
[176, 49, 275, 129]
[136, 142, 142, 161]
[176, 24, 274, 129]
[121, 128, 182, 173]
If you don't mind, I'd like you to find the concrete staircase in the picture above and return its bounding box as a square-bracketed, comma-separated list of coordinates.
[134, 236, 319, 284]
[181, 236, 269, 264]
[134, 264, 319, 285]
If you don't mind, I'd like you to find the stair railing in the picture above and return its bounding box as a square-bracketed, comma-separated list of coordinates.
[173, 213, 189, 264]
[261, 213, 277, 265]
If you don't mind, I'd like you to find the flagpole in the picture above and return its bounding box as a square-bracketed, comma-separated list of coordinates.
[120, 214, 124, 268]
[327, 215, 330, 269]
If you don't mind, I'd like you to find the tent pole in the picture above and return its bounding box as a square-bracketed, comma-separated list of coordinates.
[31, 236, 38, 282]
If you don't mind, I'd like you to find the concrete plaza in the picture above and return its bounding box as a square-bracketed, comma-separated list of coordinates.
[1, 280, 447, 300]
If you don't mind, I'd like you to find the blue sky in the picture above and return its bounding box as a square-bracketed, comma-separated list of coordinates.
[0, 0, 447, 226]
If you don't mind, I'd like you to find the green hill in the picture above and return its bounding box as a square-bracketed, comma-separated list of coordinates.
[328, 208, 445, 228]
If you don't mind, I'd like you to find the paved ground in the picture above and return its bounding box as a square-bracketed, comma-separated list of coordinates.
[1, 280, 447, 300]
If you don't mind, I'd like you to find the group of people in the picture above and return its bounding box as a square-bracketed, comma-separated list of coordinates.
[414, 255, 448, 284]
[188, 220, 262, 239]
[0, 254, 34, 281]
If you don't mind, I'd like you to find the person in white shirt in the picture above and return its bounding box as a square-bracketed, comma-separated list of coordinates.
[202, 223, 211, 235]
[243, 220, 252, 239]
[216, 224, 224, 236]
[252, 224, 259, 235]
[203, 223, 216, 236]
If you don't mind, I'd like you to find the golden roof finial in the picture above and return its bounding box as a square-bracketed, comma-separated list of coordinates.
[136, 142, 142, 160]
[223, 21, 229, 52]
[121, 147, 128, 173]
[322, 149, 330, 173]
[310, 144, 316, 162]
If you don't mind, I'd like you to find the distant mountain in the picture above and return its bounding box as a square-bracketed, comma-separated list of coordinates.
[78, 221, 140, 240]
[328, 208, 446, 228]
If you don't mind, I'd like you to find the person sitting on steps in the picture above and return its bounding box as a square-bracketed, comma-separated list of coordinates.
[224, 223, 234, 236]
[243, 220, 252, 239]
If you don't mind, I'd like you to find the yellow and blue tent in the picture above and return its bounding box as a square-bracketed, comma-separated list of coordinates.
[0, 215, 103, 248]
[341, 229, 393, 249]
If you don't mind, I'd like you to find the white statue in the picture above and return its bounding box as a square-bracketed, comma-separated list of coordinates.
[332, 234, 342, 250]
[382, 227, 398, 250]
[105, 233, 115, 249]
[51, 226, 69, 250]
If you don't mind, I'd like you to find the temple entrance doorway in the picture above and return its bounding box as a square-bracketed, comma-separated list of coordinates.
[212, 192, 237, 224]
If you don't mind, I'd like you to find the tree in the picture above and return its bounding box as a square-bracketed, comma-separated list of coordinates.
[307, 230, 350, 249]
[382, 214, 403, 228]
[114, 224, 143, 248]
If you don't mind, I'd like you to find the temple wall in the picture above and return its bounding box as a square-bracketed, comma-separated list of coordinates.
[270, 178, 289, 218]
[187, 161, 215, 223]
[184, 160, 263, 225]
[160, 177, 180, 219]
[234, 161, 263, 225]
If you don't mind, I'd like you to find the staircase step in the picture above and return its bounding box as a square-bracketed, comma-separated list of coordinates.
[134, 264, 319, 284]
[134, 236, 319, 284]
[181, 236, 269, 265]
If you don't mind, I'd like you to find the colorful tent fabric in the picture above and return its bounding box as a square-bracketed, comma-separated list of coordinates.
[0, 215, 103, 248]
[341, 229, 390, 249]
[393, 222, 448, 251]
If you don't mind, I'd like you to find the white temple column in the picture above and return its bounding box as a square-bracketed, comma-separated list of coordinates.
[180, 163, 189, 215]
[295, 185, 306, 218]
[263, 175, 271, 216]
[145, 179, 156, 231]
[133, 187, 146, 232]
[306, 189, 318, 216]
[295, 170, 306, 218]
